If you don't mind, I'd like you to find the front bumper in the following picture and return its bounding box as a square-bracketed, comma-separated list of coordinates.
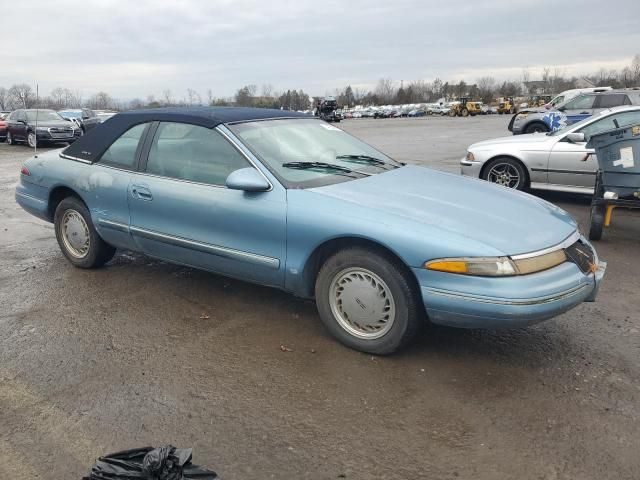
[460, 158, 484, 178]
[35, 130, 81, 142]
[414, 245, 606, 329]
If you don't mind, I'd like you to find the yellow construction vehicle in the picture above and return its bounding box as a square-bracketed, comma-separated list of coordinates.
[448, 97, 482, 117]
[527, 95, 553, 108]
[497, 97, 516, 114]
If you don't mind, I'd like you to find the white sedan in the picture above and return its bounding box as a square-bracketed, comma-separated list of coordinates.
[461, 106, 640, 194]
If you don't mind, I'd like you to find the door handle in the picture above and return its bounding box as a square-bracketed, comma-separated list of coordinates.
[131, 185, 153, 201]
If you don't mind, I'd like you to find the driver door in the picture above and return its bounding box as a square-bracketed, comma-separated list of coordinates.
[128, 122, 287, 287]
[548, 110, 640, 189]
[559, 94, 596, 126]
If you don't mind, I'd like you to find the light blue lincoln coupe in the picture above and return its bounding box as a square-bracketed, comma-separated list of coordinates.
[15, 107, 606, 354]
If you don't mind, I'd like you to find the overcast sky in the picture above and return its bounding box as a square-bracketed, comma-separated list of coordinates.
[3, 0, 640, 100]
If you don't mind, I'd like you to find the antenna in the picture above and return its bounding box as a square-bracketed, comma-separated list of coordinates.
[34, 84, 39, 158]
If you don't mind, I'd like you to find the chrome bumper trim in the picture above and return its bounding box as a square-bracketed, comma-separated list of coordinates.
[424, 282, 591, 306]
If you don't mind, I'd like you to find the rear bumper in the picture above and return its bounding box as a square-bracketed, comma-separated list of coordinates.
[414, 255, 606, 329]
[15, 183, 50, 222]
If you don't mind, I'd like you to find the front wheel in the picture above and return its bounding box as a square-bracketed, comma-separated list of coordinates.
[27, 132, 37, 148]
[315, 248, 422, 355]
[54, 196, 116, 268]
[482, 157, 528, 190]
[6, 131, 14, 145]
[525, 123, 548, 134]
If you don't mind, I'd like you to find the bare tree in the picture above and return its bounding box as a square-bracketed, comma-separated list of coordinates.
[8, 84, 35, 109]
[49, 87, 66, 109]
[162, 89, 174, 106]
[374, 78, 395, 104]
[632, 54, 640, 84]
[261, 84, 274, 98]
[476, 77, 496, 103]
[0, 87, 8, 110]
[88, 91, 113, 110]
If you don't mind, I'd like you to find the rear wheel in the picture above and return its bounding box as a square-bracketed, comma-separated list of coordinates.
[589, 205, 605, 241]
[461, 108, 469, 117]
[482, 157, 528, 190]
[315, 248, 422, 355]
[54, 196, 116, 268]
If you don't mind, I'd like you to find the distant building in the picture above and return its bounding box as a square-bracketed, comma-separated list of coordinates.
[523, 80, 550, 94]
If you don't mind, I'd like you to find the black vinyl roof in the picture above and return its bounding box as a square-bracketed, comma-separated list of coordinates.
[62, 107, 312, 163]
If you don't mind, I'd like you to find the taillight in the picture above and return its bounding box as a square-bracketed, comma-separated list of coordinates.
[20, 166, 30, 176]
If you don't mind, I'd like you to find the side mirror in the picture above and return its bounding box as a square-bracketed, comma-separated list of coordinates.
[225, 168, 270, 192]
[18, 119, 27, 124]
[82, 115, 90, 120]
[566, 132, 586, 143]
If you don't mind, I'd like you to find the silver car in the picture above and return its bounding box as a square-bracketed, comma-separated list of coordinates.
[461, 106, 640, 194]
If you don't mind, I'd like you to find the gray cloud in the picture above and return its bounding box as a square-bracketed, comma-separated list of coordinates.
[2, 0, 639, 99]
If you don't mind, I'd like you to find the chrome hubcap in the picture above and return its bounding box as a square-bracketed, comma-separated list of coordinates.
[28, 133, 36, 147]
[487, 163, 521, 188]
[61, 209, 90, 258]
[329, 267, 396, 339]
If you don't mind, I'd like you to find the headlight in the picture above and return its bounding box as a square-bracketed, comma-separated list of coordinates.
[466, 151, 475, 161]
[426, 249, 567, 277]
[36, 127, 49, 132]
[425, 257, 517, 276]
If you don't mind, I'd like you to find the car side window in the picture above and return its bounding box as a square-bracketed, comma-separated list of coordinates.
[563, 95, 595, 110]
[579, 111, 640, 140]
[595, 94, 629, 109]
[145, 122, 251, 186]
[99, 123, 149, 170]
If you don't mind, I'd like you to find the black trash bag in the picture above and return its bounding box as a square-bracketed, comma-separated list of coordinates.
[82, 446, 218, 480]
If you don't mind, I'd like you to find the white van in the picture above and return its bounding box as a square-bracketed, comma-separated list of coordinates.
[546, 86, 612, 108]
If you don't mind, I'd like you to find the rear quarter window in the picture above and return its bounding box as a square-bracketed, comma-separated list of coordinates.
[99, 123, 150, 170]
[596, 94, 629, 108]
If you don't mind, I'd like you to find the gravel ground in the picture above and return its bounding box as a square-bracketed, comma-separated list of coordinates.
[0, 115, 638, 480]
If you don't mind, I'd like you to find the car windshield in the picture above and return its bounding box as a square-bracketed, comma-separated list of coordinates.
[25, 110, 64, 122]
[228, 118, 402, 188]
[59, 111, 81, 119]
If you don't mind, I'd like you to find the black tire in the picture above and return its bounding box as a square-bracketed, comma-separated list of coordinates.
[54, 196, 116, 268]
[27, 131, 37, 148]
[315, 247, 422, 355]
[482, 157, 528, 190]
[589, 205, 605, 241]
[524, 122, 548, 134]
[6, 131, 14, 145]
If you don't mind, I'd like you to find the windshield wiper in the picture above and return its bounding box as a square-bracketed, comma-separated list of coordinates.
[281, 161, 371, 177]
[335, 154, 400, 170]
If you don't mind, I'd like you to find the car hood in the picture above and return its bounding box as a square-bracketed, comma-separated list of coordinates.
[517, 107, 548, 115]
[29, 120, 74, 128]
[470, 133, 554, 149]
[311, 166, 577, 256]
